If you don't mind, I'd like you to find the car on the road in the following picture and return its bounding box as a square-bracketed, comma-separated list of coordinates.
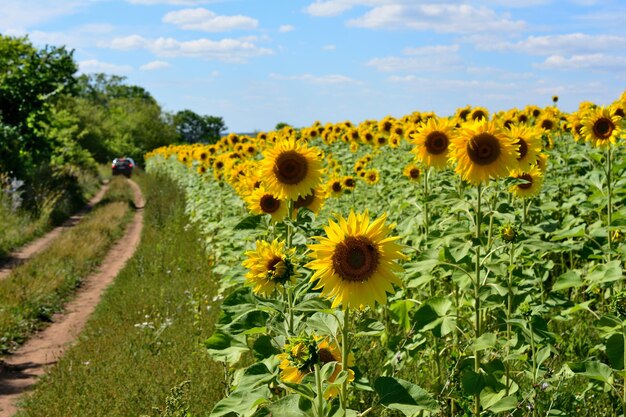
[111, 157, 135, 178]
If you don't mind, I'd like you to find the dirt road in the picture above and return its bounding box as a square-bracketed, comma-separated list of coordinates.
[0, 179, 145, 416]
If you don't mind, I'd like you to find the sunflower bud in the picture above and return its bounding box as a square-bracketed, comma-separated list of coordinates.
[500, 224, 517, 243]
[612, 229, 624, 244]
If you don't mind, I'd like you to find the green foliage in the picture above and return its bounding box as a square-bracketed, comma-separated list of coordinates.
[174, 109, 227, 144]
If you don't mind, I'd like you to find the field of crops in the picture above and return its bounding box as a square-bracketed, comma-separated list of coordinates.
[145, 93, 626, 417]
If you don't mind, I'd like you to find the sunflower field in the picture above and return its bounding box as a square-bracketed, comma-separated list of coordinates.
[145, 92, 626, 417]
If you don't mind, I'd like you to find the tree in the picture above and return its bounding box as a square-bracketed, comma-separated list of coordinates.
[0, 35, 77, 177]
[173, 110, 227, 144]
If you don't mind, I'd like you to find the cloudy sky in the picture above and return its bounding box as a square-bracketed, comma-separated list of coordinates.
[2, 0, 625, 132]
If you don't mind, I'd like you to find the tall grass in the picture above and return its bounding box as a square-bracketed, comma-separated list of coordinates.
[17, 173, 223, 417]
[0, 176, 134, 352]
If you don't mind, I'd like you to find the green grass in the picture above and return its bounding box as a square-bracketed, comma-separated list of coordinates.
[17, 173, 224, 417]
[0, 169, 102, 261]
[0, 176, 135, 353]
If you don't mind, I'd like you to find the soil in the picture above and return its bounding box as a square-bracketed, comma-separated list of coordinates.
[0, 179, 145, 416]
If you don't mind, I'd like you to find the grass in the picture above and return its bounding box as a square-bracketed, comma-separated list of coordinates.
[0, 176, 135, 353]
[17, 173, 224, 417]
[0, 169, 102, 261]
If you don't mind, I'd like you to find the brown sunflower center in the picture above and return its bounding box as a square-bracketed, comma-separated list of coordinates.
[516, 138, 528, 160]
[344, 178, 356, 188]
[517, 174, 533, 190]
[472, 110, 486, 120]
[294, 191, 315, 208]
[459, 109, 470, 121]
[274, 150, 309, 185]
[267, 256, 283, 272]
[331, 182, 342, 193]
[332, 236, 380, 282]
[467, 133, 501, 166]
[425, 131, 449, 155]
[593, 117, 615, 139]
[615, 108, 625, 118]
[409, 168, 420, 179]
[260, 194, 280, 213]
[518, 114, 528, 124]
[541, 119, 554, 130]
[318, 347, 337, 364]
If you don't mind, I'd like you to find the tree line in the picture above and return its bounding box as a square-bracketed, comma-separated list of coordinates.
[0, 34, 225, 215]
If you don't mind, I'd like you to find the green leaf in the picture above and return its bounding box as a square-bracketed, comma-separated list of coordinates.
[389, 300, 415, 333]
[461, 370, 484, 395]
[234, 214, 263, 230]
[487, 395, 518, 413]
[606, 333, 624, 370]
[252, 335, 279, 360]
[205, 332, 249, 365]
[374, 376, 439, 415]
[209, 386, 270, 417]
[306, 312, 341, 339]
[265, 395, 313, 417]
[355, 318, 385, 336]
[568, 361, 614, 385]
[586, 261, 623, 289]
[550, 224, 585, 241]
[553, 270, 582, 291]
[470, 332, 496, 351]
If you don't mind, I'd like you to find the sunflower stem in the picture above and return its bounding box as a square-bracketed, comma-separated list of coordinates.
[506, 242, 515, 396]
[607, 146, 613, 262]
[474, 183, 483, 417]
[314, 362, 325, 417]
[287, 286, 294, 336]
[286, 199, 294, 248]
[341, 308, 350, 413]
[424, 166, 430, 244]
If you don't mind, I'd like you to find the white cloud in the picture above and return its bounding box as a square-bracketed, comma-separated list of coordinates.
[269, 73, 357, 84]
[163, 8, 258, 32]
[0, 0, 82, 32]
[537, 54, 626, 71]
[387, 75, 416, 82]
[478, 33, 626, 56]
[79, 59, 133, 74]
[107, 35, 273, 62]
[347, 4, 525, 34]
[322, 44, 336, 50]
[367, 44, 462, 72]
[279, 24, 295, 33]
[140, 60, 171, 70]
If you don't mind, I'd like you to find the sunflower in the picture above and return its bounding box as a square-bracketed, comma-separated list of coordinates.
[306, 210, 404, 309]
[506, 124, 542, 172]
[581, 106, 622, 147]
[470, 106, 489, 121]
[403, 163, 421, 181]
[449, 119, 519, 185]
[455, 105, 472, 122]
[364, 169, 380, 185]
[327, 178, 344, 197]
[246, 187, 289, 222]
[277, 335, 354, 398]
[260, 138, 323, 200]
[293, 186, 325, 216]
[509, 166, 544, 198]
[411, 117, 454, 169]
[242, 239, 296, 297]
[342, 176, 356, 191]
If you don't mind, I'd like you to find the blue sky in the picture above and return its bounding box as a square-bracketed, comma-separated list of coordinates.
[2, 0, 625, 133]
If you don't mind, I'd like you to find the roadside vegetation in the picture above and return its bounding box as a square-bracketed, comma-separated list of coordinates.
[0, 34, 226, 260]
[16, 174, 223, 417]
[0, 176, 135, 353]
